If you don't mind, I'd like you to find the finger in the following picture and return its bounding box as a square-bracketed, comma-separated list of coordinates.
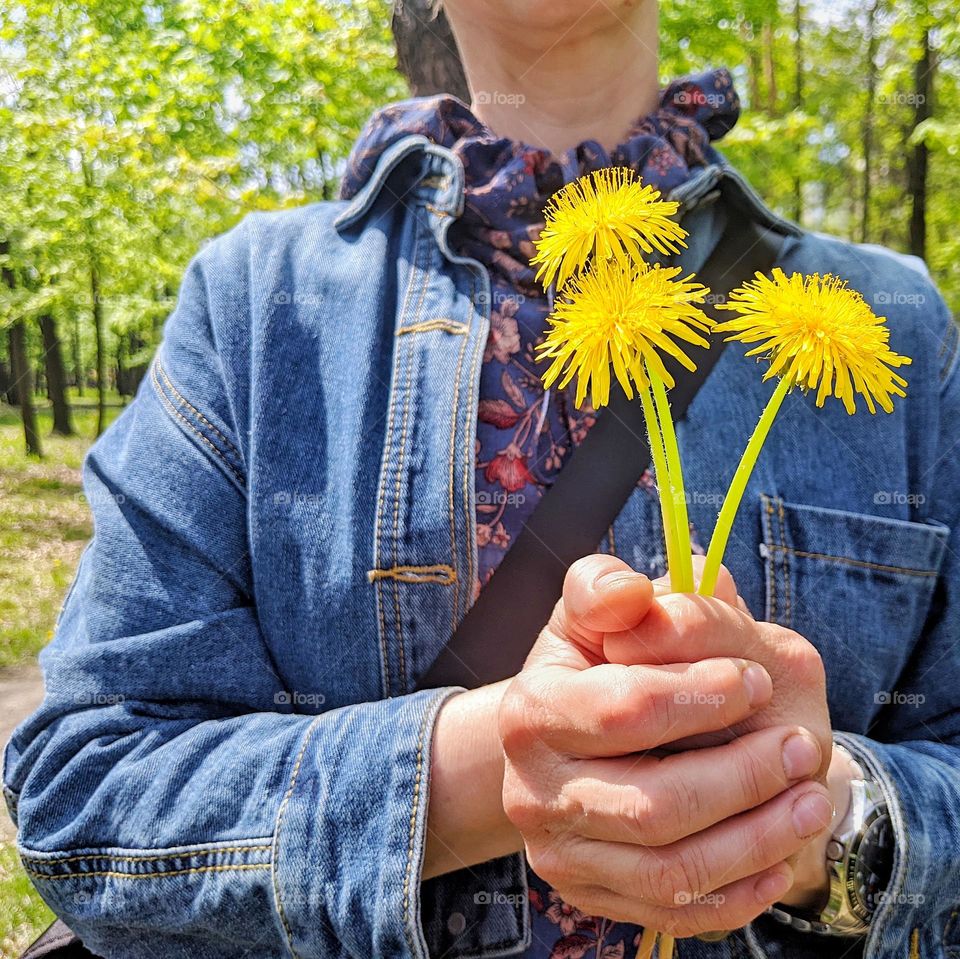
[692, 557, 741, 608]
[566, 725, 823, 845]
[528, 557, 655, 671]
[575, 862, 796, 938]
[560, 554, 655, 641]
[604, 582, 753, 670]
[526, 657, 772, 757]
[605, 592, 760, 669]
[573, 781, 832, 909]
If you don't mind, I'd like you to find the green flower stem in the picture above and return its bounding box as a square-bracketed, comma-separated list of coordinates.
[650, 372, 695, 593]
[639, 385, 682, 592]
[699, 375, 793, 597]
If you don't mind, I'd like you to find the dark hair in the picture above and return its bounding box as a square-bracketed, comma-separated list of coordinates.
[391, 0, 469, 102]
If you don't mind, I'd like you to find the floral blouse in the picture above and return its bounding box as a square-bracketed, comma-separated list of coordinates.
[342, 68, 741, 958]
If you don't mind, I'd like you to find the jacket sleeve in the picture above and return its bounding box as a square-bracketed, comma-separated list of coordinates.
[2, 221, 459, 959]
[751, 302, 960, 959]
[834, 313, 960, 959]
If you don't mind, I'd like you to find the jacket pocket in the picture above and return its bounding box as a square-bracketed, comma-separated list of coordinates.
[759, 494, 949, 726]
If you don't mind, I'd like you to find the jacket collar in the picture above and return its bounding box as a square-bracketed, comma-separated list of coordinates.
[335, 133, 803, 242]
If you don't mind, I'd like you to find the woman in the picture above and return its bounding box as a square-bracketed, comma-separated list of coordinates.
[5, 2, 959, 958]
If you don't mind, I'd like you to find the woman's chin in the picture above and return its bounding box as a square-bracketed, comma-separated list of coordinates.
[445, 0, 654, 34]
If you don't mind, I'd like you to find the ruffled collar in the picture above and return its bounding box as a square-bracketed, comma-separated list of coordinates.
[341, 68, 740, 291]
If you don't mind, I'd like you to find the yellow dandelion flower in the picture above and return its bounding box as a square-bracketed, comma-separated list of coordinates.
[536, 257, 713, 410]
[531, 168, 688, 292]
[715, 268, 912, 414]
[699, 269, 913, 598]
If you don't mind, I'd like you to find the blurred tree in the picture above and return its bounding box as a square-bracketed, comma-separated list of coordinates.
[39, 313, 73, 436]
[0, 0, 955, 420]
[0, 0, 406, 434]
[391, 0, 469, 101]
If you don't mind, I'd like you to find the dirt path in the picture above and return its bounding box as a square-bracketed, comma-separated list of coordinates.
[0, 662, 44, 841]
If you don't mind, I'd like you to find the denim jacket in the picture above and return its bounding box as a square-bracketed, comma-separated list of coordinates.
[5, 134, 960, 959]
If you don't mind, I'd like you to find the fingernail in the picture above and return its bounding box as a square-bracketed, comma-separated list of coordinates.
[781, 732, 821, 780]
[741, 664, 772, 707]
[791, 791, 834, 839]
[754, 866, 794, 904]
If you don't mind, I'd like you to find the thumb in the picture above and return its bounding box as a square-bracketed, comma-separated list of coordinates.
[553, 555, 654, 657]
[524, 556, 653, 672]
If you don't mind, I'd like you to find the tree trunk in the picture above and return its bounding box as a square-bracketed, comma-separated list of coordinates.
[861, 1, 880, 243]
[762, 20, 779, 115]
[907, 27, 933, 260]
[39, 313, 74, 435]
[90, 260, 107, 436]
[70, 311, 85, 396]
[0, 359, 15, 404]
[391, 0, 469, 101]
[744, 21, 762, 111]
[8, 322, 43, 457]
[1, 238, 42, 456]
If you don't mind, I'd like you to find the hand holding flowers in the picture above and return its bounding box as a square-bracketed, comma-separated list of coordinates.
[499, 553, 835, 945]
[504, 167, 912, 952]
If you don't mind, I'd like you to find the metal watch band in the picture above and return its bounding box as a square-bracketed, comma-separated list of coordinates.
[763, 745, 885, 937]
[764, 904, 840, 936]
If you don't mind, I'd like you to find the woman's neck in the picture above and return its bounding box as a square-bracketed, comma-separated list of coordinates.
[445, 0, 660, 157]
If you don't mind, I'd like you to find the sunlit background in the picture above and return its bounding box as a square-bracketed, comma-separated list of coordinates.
[0, 0, 956, 953]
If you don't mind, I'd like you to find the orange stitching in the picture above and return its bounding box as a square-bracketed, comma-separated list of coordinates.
[155, 359, 241, 459]
[763, 497, 778, 623]
[151, 363, 245, 488]
[21, 843, 271, 866]
[425, 205, 451, 218]
[272, 716, 322, 959]
[367, 565, 457, 585]
[396, 319, 468, 337]
[402, 697, 436, 955]
[608, 525, 617, 557]
[462, 280, 483, 598]
[446, 301, 471, 632]
[764, 543, 938, 578]
[776, 499, 792, 626]
[26, 862, 270, 882]
[910, 928, 921, 959]
[372, 216, 424, 696]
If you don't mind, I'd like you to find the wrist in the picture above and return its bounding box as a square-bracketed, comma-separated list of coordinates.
[424, 680, 522, 879]
[779, 743, 861, 910]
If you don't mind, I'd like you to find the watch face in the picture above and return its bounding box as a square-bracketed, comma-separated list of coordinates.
[848, 809, 895, 920]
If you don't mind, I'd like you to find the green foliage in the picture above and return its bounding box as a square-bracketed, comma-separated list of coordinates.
[661, 0, 959, 307]
[0, 841, 54, 958]
[0, 0, 956, 412]
[0, 0, 406, 383]
[0, 396, 119, 668]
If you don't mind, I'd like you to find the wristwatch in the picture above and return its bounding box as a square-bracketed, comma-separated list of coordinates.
[766, 747, 895, 936]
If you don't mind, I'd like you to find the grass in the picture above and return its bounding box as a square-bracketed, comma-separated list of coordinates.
[0, 843, 54, 958]
[0, 396, 121, 667]
[0, 392, 122, 957]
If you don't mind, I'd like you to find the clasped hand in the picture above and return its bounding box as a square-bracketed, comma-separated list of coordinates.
[499, 555, 836, 937]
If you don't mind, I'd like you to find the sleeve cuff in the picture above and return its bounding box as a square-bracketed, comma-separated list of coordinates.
[749, 732, 960, 959]
[272, 687, 461, 958]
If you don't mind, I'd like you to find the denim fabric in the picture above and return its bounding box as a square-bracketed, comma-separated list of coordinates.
[4, 134, 960, 959]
